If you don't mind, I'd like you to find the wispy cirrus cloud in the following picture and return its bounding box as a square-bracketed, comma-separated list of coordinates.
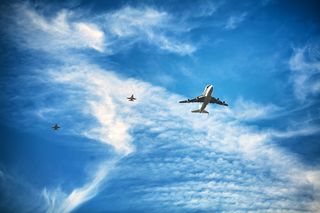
[0, 168, 47, 212]
[10, 4, 196, 56]
[102, 6, 196, 55]
[289, 44, 320, 101]
[224, 12, 247, 30]
[42, 161, 116, 213]
[216, 97, 281, 121]
[11, 4, 105, 53]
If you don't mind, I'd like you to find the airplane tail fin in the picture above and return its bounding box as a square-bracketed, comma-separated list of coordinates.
[191, 109, 209, 114]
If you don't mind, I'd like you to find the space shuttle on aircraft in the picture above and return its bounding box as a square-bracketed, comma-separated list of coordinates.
[179, 84, 228, 113]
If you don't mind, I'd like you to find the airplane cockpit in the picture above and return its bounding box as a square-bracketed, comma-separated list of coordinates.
[203, 84, 212, 94]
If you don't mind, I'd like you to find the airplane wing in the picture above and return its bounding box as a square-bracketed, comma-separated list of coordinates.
[179, 96, 205, 103]
[210, 96, 228, 106]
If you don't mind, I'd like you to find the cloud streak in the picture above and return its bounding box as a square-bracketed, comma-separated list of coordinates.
[102, 6, 196, 55]
[12, 4, 105, 53]
[10, 4, 196, 56]
[43, 161, 115, 213]
[289, 44, 320, 101]
[224, 12, 247, 30]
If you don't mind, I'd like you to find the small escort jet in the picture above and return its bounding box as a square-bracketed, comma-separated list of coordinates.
[127, 94, 136, 101]
[52, 124, 60, 130]
[179, 84, 228, 114]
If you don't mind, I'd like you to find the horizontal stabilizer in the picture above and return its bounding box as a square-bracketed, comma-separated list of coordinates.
[191, 109, 209, 114]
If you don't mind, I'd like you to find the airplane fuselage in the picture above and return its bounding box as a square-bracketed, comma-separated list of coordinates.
[199, 85, 213, 113]
[179, 84, 227, 114]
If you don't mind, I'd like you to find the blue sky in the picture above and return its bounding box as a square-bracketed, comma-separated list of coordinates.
[1, 0, 320, 212]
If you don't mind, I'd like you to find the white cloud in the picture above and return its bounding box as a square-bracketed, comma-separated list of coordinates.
[43, 161, 115, 213]
[13, 4, 105, 53]
[104, 6, 196, 55]
[11, 4, 196, 55]
[224, 13, 247, 30]
[12, 5, 105, 52]
[195, 0, 218, 17]
[216, 97, 280, 121]
[289, 45, 320, 101]
[270, 125, 320, 138]
[73, 23, 105, 52]
[49, 66, 135, 155]
[106, 7, 167, 37]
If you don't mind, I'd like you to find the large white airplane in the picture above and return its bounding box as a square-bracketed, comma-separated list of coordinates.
[179, 84, 228, 113]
